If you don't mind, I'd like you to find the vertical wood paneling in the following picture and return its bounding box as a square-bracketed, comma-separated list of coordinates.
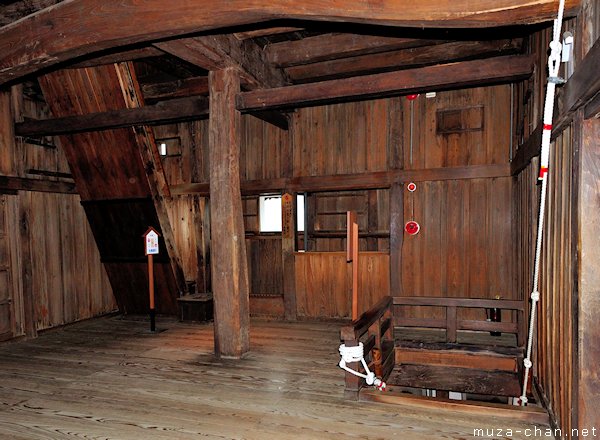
[293, 98, 400, 177]
[246, 237, 283, 296]
[9, 192, 116, 334]
[516, 129, 575, 436]
[400, 178, 514, 306]
[405, 86, 511, 170]
[294, 251, 389, 319]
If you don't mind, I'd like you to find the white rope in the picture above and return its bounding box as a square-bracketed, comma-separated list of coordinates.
[519, 0, 565, 406]
[339, 343, 386, 391]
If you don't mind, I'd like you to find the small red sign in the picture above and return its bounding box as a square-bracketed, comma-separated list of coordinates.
[405, 221, 420, 235]
[407, 182, 417, 192]
[406, 94, 419, 101]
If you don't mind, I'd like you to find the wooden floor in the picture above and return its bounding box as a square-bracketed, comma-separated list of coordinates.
[0, 316, 550, 439]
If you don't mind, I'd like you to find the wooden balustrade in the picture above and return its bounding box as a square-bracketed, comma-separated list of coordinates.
[340, 296, 394, 399]
[393, 296, 526, 346]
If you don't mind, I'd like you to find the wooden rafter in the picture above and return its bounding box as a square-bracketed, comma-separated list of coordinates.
[286, 39, 524, 83]
[237, 55, 535, 111]
[0, 0, 580, 86]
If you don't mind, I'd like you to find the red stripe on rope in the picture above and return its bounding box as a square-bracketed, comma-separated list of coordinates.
[538, 166, 548, 179]
[543, 123, 553, 131]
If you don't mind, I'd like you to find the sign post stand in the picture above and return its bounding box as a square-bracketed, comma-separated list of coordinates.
[143, 227, 160, 333]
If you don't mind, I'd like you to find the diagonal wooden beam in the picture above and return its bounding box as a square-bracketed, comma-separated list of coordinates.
[0, 0, 580, 86]
[237, 55, 535, 112]
[286, 39, 523, 83]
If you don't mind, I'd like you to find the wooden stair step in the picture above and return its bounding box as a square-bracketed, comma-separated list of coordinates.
[388, 363, 522, 397]
[396, 339, 523, 357]
[395, 342, 523, 372]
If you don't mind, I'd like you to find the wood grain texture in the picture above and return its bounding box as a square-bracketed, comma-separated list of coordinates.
[0, 317, 551, 439]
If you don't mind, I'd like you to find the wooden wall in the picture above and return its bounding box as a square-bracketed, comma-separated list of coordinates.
[295, 252, 389, 319]
[293, 99, 402, 176]
[158, 85, 516, 319]
[19, 192, 115, 332]
[402, 178, 514, 301]
[0, 85, 116, 341]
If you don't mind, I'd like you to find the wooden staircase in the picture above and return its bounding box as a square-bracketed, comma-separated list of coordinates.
[391, 339, 524, 398]
[340, 296, 548, 423]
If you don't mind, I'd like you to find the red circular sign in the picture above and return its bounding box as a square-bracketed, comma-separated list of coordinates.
[405, 221, 420, 235]
[407, 182, 417, 192]
[406, 94, 419, 101]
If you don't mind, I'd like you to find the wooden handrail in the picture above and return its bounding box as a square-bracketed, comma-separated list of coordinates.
[393, 296, 524, 311]
[341, 296, 393, 341]
[340, 295, 394, 399]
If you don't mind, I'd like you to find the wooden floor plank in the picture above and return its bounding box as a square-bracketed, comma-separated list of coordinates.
[0, 317, 549, 439]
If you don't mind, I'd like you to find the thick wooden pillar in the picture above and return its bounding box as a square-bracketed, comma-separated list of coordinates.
[389, 182, 404, 295]
[209, 68, 250, 358]
[577, 115, 600, 430]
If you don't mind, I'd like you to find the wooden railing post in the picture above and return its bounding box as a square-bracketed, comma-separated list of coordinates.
[446, 306, 457, 343]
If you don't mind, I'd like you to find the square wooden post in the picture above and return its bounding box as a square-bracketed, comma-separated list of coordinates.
[281, 193, 297, 320]
[209, 68, 249, 358]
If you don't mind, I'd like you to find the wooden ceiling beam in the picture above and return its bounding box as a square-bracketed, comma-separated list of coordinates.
[286, 39, 523, 83]
[237, 55, 535, 112]
[15, 96, 210, 137]
[267, 34, 442, 67]
[0, 0, 580, 86]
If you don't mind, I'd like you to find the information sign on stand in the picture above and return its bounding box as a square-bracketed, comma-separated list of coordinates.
[142, 227, 160, 332]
